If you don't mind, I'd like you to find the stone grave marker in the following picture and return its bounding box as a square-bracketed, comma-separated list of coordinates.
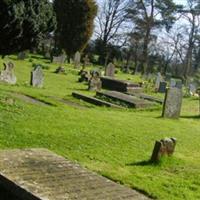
[162, 87, 183, 118]
[30, 66, 44, 88]
[170, 78, 182, 89]
[0, 62, 17, 84]
[105, 63, 115, 77]
[155, 72, 163, 91]
[74, 51, 81, 68]
[151, 138, 177, 162]
[88, 70, 102, 91]
[52, 55, 66, 64]
[83, 55, 90, 66]
[189, 83, 197, 96]
[54, 66, 65, 74]
[158, 81, 167, 93]
[17, 52, 26, 60]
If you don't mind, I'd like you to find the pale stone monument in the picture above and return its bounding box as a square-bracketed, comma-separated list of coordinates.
[105, 63, 115, 77]
[88, 71, 102, 91]
[0, 62, 17, 84]
[162, 87, 183, 118]
[155, 72, 163, 91]
[74, 51, 81, 68]
[30, 66, 44, 88]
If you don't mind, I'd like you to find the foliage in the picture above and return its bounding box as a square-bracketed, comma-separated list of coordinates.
[0, 0, 56, 56]
[54, 0, 97, 59]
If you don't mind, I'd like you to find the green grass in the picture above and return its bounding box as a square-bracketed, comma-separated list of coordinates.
[0, 54, 200, 199]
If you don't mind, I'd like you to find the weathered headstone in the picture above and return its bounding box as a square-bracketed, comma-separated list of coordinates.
[78, 68, 91, 82]
[155, 72, 163, 91]
[30, 66, 44, 88]
[74, 51, 81, 68]
[83, 55, 90, 67]
[54, 66, 65, 74]
[88, 71, 102, 91]
[162, 87, 183, 118]
[105, 63, 115, 77]
[52, 55, 66, 64]
[189, 83, 197, 96]
[151, 138, 177, 162]
[170, 78, 182, 89]
[0, 62, 17, 84]
[18, 52, 26, 60]
[158, 81, 167, 93]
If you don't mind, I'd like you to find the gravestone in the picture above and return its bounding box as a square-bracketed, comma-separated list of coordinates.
[30, 66, 44, 88]
[151, 138, 177, 162]
[189, 83, 197, 96]
[105, 63, 115, 77]
[170, 78, 182, 89]
[78, 68, 91, 82]
[158, 81, 167, 93]
[155, 72, 163, 91]
[17, 52, 26, 60]
[162, 87, 183, 118]
[88, 70, 102, 91]
[74, 51, 81, 68]
[52, 55, 66, 64]
[54, 66, 65, 74]
[83, 55, 90, 66]
[0, 62, 17, 84]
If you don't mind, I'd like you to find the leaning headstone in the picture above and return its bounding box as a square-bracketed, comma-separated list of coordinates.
[151, 138, 177, 162]
[0, 62, 17, 84]
[88, 71, 102, 91]
[52, 55, 66, 64]
[162, 87, 183, 118]
[158, 81, 167, 93]
[74, 51, 81, 68]
[30, 66, 44, 88]
[105, 63, 115, 77]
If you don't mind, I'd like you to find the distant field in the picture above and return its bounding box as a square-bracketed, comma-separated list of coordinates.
[0, 54, 200, 200]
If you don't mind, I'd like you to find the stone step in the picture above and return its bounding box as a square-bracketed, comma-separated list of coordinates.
[127, 93, 164, 104]
[0, 149, 150, 200]
[72, 92, 122, 108]
[96, 91, 154, 108]
[100, 76, 142, 92]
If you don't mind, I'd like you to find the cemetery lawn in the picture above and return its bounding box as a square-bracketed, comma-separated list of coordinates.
[0, 55, 200, 200]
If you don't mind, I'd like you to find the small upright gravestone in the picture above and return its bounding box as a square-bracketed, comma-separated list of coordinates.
[151, 138, 177, 162]
[83, 55, 90, 67]
[30, 66, 44, 88]
[155, 72, 163, 91]
[162, 87, 183, 118]
[170, 78, 182, 89]
[0, 62, 17, 84]
[18, 52, 26, 60]
[158, 81, 167, 93]
[88, 71, 102, 91]
[52, 55, 66, 64]
[105, 63, 115, 77]
[74, 51, 81, 68]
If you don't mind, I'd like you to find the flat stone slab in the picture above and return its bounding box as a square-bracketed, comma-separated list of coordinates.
[96, 91, 154, 108]
[72, 92, 122, 109]
[127, 93, 163, 104]
[0, 149, 150, 200]
[100, 77, 141, 92]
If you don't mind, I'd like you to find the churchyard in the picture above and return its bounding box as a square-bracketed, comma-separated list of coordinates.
[0, 54, 200, 200]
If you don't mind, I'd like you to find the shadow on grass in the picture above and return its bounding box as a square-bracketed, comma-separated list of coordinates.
[181, 115, 200, 119]
[126, 160, 158, 166]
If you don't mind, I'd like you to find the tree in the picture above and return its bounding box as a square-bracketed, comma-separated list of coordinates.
[0, 0, 56, 56]
[127, 0, 179, 74]
[54, 0, 97, 62]
[95, 0, 131, 65]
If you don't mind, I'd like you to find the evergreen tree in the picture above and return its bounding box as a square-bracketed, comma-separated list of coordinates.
[54, 0, 97, 61]
[0, 0, 56, 56]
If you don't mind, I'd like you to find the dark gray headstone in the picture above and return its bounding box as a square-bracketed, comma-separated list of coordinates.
[158, 81, 167, 93]
[18, 52, 26, 60]
[162, 87, 182, 118]
[0, 62, 17, 84]
[30, 66, 44, 88]
[151, 138, 177, 162]
[105, 63, 115, 77]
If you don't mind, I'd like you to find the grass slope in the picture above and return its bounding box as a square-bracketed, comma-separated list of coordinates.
[0, 55, 200, 200]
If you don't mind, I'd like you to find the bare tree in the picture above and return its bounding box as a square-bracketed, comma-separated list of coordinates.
[95, 0, 131, 65]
